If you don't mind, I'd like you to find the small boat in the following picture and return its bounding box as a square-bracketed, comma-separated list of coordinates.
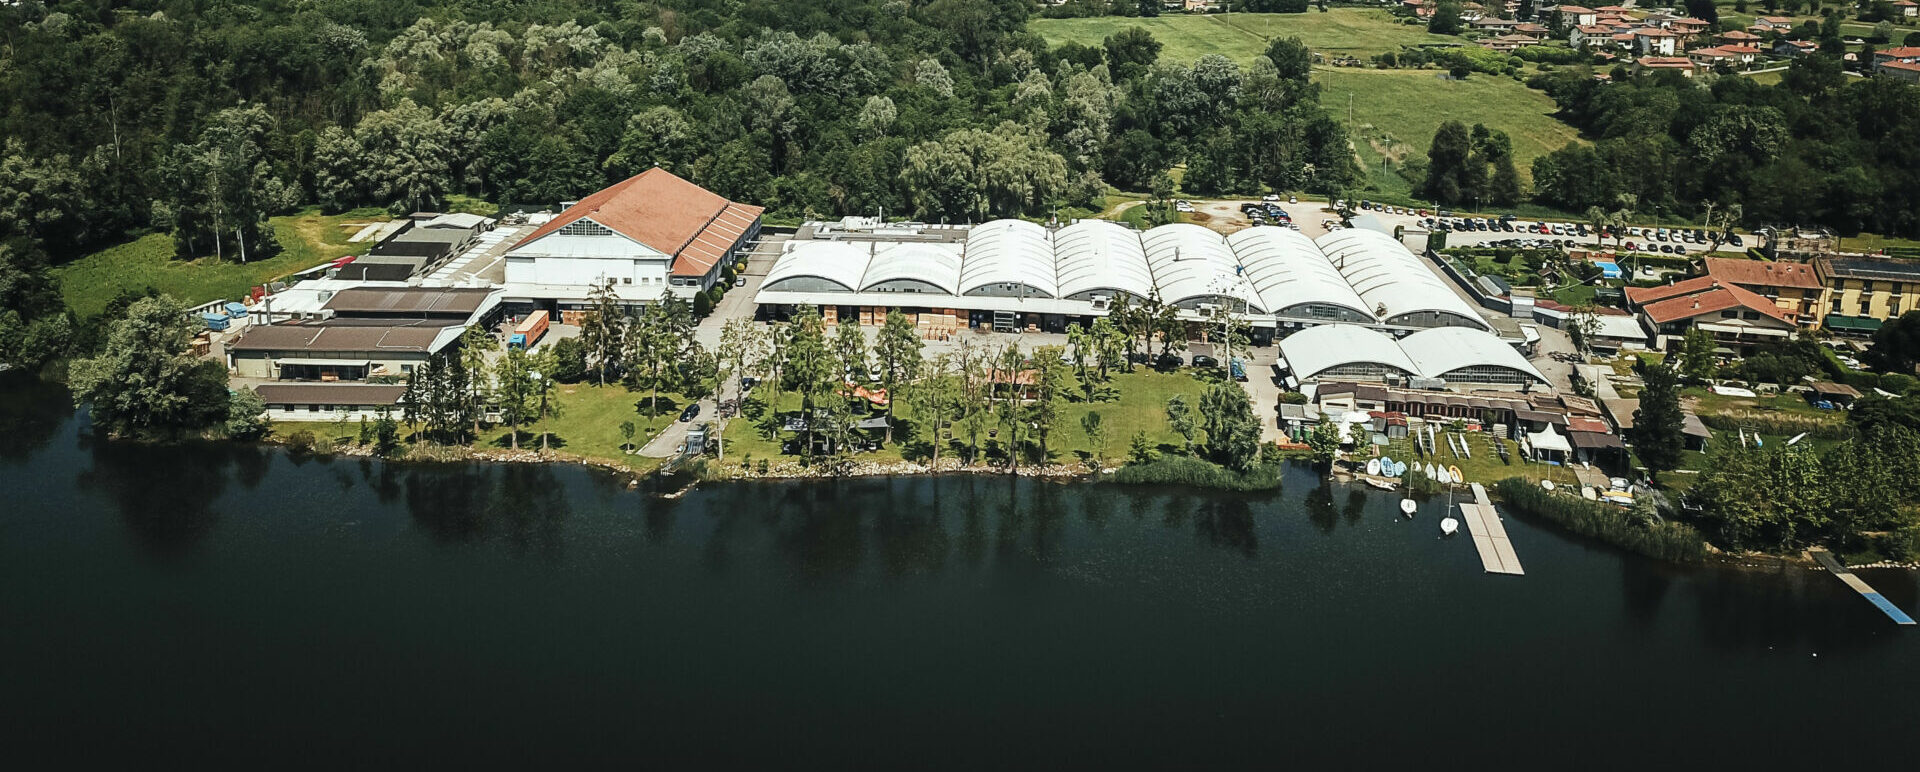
[1366, 458, 1381, 476]
[1399, 499, 1418, 517]
[1581, 486, 1598, 501]
[1365, 478, 1396, 492]
[1447, 465, 1464, 485]
[1440, 517, 1460, 536]
[1541, 480, 1556, 492]
[1436, 467, 1452, 485]
[1380, 456, 1396, 477]
[1424, 462, 1437, 479]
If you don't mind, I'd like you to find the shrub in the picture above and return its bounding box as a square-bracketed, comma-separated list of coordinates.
[284, 430, 319, 454]
[1110, 455, 1282, 491]
[1494, 478, 1706, 562]
[1698, 410, 1853, 440]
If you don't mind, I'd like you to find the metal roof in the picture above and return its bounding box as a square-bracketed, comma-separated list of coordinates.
[1053, 219, 1153, 300]
[1278, 324, 1418, 380]
[1226, 226, 1370, 319]
[1397, 326, 1548, 383]
[861, 242, 963, 295]
[959, 219, 1057, 297]
[1140, 223, 1262, 311]
[763, 241, 873, 292]
[1314, 229, 1487, 328]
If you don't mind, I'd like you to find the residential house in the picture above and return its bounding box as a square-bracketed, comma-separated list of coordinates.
[1773, 39, 1817, 58]
[1514, 22, 1551, 36]
[1691, 44, 1763, 70]
[1701, 258, 1825, 322]
[1749, 16, 1795, 33]
[1634, 56, 1695, 77]
[1875, 46, 1920, 66]
[1881, 60, 1920, 84]
[1460, 2, 1486, 22]
[1719, 30, 1762, 46]
[1482, 33, 1542, 51]
[1557, 5, 1600, 27]
[1472, 17, 1520, 32]
[1668, 17, 1711, 41]
[1633, 28, 1680, 56]
[254, 383, 407, 423]
[1894, 0, 1917, 17]
[1402, 0, 1435, 18]
[1570, 25, 1616, 50]
[1815, 255, 1920, 334]
[1623, 276, 1799, 354]
[502, 167, 764, 315]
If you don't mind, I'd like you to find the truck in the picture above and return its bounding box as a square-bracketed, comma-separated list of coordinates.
[510, 310, 549, 349]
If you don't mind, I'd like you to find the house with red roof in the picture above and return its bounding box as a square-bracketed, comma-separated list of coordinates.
[1749, 16, 1795, 33]
[1702, 258, 1825, 321]
[1633, 27, 1680, 56]
[1634, 56, 1695, 77]
[1624, 276, 1799, 353]
[503, 168, 764, 314]
[1556, 5, 1599, 26]
[1719, 30, 1762, 45]
[1893, 0, 1917, 18]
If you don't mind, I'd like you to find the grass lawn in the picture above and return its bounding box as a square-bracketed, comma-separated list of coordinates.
[1315, 67, 1585, 191]
[1368, 431, 1567, 489]
[1837, 232, 1920, 254]
[720, 367, 1217, 468]
[55, 206, 390, 318]
[53, 197, 499, 318]
[1029, 10, 1455, 67]
[1682, 385, 1836, 420]
[274, 382, 668, 473]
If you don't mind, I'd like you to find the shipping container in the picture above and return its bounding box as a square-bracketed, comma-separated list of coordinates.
[514, 310, 549, 347]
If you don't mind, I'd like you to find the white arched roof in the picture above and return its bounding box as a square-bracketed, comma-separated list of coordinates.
[1398, 327, 1547, 383]
[1278, 324, 1417, 380]
[1054, 219, 1153, 300]
[861, 242, 963, 294]
[764, 241, 872, 292]
[1314, 229, 1486, 328]
[960, 219, 1056, 297]
[1226, 226, 1371, 319]
[1140, 223, 1261, 311]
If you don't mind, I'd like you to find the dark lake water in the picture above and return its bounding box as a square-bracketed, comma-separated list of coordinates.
[2, 376, 1916, 766]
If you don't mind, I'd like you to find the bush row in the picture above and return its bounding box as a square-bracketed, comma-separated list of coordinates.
[1494, 478, 1707, 563]
[1697, 410, 1854, 440]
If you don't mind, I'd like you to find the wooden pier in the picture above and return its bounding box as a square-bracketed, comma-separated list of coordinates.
[1811, 549, 1915, 625]
[1460, 483, 1524, 575]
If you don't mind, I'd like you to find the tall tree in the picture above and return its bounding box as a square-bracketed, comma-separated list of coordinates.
[781, 307, 836, 462]
[1030, 345, 1072, 463]
[579, 279, 626, 385]
[1629, 359, 1687, 480]
[495, 346, 537, 450]
[874, 310, 923, 444]
[458, 323, 494, 436]
[1166, 393, 1200, 454]
[68, 295, 229, 437]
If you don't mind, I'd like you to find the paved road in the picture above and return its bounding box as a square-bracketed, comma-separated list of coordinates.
[643, 235, 789, 459]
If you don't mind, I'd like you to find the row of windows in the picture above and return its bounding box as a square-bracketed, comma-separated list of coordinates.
[557, 220, 613, 237]
[269, 404, 384, 413]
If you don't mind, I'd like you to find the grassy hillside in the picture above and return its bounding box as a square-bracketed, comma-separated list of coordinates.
[53, 196, 497, 318]
[1314, 67, 1585, 191]
[1029, 10, 1454, 66]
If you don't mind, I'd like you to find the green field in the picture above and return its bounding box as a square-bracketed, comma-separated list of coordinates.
[54, 195, 497, 318]
[1029, 10, 1455, 66]
[1315, 67, 1584, 190]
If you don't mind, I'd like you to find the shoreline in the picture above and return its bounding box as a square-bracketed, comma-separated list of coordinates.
[256, 435, 1915, 572]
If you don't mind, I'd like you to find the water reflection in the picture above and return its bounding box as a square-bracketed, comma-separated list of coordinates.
[79, 435, 232, 558]
[403, 463, 571, 559]
[0, 375, 68, 462]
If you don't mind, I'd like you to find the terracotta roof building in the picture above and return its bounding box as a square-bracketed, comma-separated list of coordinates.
[1702, 258, 1824, 321]
[1624, 277, 1799, 353]
[504, 168, 764, 311]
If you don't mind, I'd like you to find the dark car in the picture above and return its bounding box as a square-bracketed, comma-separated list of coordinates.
[679, 403, 701, 422]
[1500, 220, 1515, 232]
[740, 376, 758, 392]
[1190, 355, 1219, 370]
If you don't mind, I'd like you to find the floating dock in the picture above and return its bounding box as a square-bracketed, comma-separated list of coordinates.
[1460, 483, 1524, 575]
[1811, 549, 1915, 625]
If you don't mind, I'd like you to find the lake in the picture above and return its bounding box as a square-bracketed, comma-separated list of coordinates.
[1, 377, 1914, 766]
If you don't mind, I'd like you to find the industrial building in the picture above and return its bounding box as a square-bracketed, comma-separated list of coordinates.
[225, 286, 502, 381]
[1275, 324, 1547, 387]
[502, 168, 763, 317]
[756, 218, 1497, 344]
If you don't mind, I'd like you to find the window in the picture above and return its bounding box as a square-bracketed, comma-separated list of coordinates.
[401, 364, 414, 373]
[623, 277, 632, 284]
[1720, 310, 1738, 319]
[1862, 281, 1875, 294]
[557, 220, 613, 237]
[1742, 311, 1760, 320]
[1832, 298, 1843, 313]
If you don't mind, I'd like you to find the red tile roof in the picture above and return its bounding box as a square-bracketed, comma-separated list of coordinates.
[1721, 30, 1761, 40]
[1882, 60, 1920, 73]
[516, 168, 764, 278]
[1560, 5, 1597, 13]
[1637, 56, 1694, 67]
[1876, 47, 1920, 59]
[1628, 278, 1796, 325]
[1703, 257, 1823, 289]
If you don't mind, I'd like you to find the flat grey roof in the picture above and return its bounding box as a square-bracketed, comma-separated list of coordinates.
[322, 287, 494, 315]
[230, 321, 453, 353]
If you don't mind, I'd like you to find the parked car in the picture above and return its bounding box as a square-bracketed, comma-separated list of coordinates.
[1190, 355, 1219, 370]
[1288, 195, 1297, 204]
[735, 276, 746, 287]
[680, 403, 701, 422]
[1262, 194, 1280, 202]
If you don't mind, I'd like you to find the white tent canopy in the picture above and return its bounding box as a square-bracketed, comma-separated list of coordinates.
[1228, 226, 1372, 322]
[1054, 219, 1154, 301]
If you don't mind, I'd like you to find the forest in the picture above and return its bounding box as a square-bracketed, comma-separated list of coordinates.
[1526, 56, 1920, 237]
[0, 0, 1361, 270]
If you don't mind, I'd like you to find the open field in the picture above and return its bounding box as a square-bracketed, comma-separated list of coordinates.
[54, 196, 498, 318]
[1029, 10, 1455, 66]
[723, 368, 1217, 468]
[1316, 67, 1585, 189]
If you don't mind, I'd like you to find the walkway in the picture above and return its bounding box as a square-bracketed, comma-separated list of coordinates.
[1810, 549, 1915, 625]
[1461, 482, 1524, 576]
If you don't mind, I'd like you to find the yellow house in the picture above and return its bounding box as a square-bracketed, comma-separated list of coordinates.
[1817, 255, 1920, 333]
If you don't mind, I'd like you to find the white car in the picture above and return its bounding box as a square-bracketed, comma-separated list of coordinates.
[1288, 195, 1298, 204]
[1175, 202, 1195, 213]
[1262, 194, 1280, 202]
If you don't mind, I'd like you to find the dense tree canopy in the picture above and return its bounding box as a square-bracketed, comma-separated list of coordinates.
[0, 0, 1361, 267]
[1528, 60, 1920, 237]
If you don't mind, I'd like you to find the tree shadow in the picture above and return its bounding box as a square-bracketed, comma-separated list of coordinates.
[488, 430, 569, 449]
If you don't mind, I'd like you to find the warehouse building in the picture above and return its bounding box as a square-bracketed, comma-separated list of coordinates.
[502, 168, 763, 317]
[756, 220, 1498, 343]
[1276, 323, 1547, 387]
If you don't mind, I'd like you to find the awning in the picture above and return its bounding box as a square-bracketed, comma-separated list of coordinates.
[1527, 424, 1572, 453]
[1569, 431, 1625, 450]
[1823, 315, 1883, 332]
[274, 358, 372, 367]
[1695, 322, 1790, 337]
